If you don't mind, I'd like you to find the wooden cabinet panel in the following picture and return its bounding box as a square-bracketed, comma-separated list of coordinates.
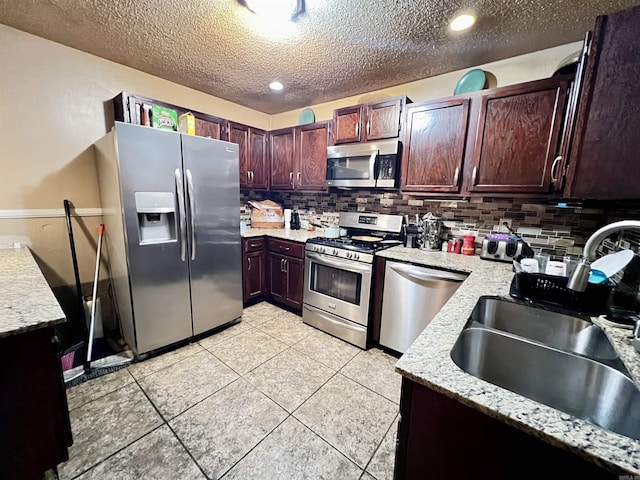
[249, 128, 268, 189]
[469, 79, 568, 194]
[284, 256, 304, 308]
[333, 106, 362, 144]
[296, 122, 329, 191]
[365, 97, 402, 140]
[243, 251, 266, 303]
[401, 99, 469, 192]
[267, 238, 305, 258]
[565, 5, 640, 199]
[268, 252, 287, 302]
[229, 122, 250, 187]
[269, 128, 296, 190]
[195, 117, 227, 140]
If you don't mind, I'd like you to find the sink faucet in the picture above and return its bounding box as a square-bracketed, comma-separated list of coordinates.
[567, 220, 640, 292]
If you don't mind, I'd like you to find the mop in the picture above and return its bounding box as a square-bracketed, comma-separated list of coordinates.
[65, 224, 133, 387]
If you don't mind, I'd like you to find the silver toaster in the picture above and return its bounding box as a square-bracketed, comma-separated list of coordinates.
[480, 239, 526, 262]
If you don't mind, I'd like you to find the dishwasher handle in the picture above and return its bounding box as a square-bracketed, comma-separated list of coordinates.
[389, 263, 467, 284]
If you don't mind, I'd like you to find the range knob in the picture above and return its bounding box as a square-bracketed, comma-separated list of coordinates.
[346, 252, 352, 259]
[353, 253, 360, 260]
[332, 249, 338, 255]
[320, 247, 325, 254]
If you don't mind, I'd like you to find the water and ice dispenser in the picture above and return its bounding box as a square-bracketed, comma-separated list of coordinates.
[135, 192, 177, 244]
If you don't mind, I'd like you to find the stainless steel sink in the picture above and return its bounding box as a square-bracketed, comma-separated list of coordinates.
[451, 327, 640, 440]
[470, 297, 619, 361]
[451, 296, 640, 441]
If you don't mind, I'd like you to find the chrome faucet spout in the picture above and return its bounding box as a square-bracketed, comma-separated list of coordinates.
[567, 220, 640, 292]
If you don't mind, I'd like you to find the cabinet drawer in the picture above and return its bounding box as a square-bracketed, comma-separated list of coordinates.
[267, 238, 304, 258]
[244, 238, 265, 253]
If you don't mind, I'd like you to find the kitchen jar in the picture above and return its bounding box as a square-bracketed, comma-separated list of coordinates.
[461, 235, 476, 255]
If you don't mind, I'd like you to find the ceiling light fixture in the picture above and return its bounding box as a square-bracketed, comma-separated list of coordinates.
[241, 0, 304, 21]
[450, 13, 476, 31]
[269, 81, 284, 92]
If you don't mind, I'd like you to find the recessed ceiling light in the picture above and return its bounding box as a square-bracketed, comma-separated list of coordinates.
[450, 14, 476, 31]
[243, 0, 304, 21]
[269, 81, 284, 92]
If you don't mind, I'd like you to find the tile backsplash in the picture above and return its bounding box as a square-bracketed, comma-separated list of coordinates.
[242, 190, 640, 255]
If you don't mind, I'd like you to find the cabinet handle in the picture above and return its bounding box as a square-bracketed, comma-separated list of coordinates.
[248, 257, 251, 271]
[290, 171, 294, 187]
[471, 166, 478, 186]
[249, 243, 260, 248]
[280, 258, 285, 272]
[355, 123, 359, 138]
[283, 258, 288, 273]
[453, 167, 460, 186]
[246, 171, 250, 184]
[279, 246, 290, 252]
[551, 155, 562, 184]
[366, 120, 370, 136]
[297, 172, 301, 186]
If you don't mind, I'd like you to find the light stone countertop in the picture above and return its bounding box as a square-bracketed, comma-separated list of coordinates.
[378, 246, 640, 474]
[241, 227, 320, 243]
[0, 247, 66, 338]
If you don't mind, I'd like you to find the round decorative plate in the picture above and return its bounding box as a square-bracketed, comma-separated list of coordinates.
[298, 108, 315, 125]
[454, 69, 487, 95]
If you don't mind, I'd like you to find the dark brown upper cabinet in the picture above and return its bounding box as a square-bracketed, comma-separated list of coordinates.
[401, 98, 470, 193]
[563, 5, 640, 199]
[194, 117, 228, 140]
[467, 78, 568, 194]
[269, 121, 329, 192]
[231, 122, 268, 190]
[332, 96, 410, 145]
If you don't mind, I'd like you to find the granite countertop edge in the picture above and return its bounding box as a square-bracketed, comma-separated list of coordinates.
[241, 227, 318, 243]
[379, 246, 640, 475]
[0, 248, 66, 339]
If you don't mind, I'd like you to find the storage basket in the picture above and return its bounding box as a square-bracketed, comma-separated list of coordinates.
[509, 272, 615, 316]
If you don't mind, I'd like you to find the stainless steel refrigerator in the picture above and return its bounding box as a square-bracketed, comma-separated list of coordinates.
[95, 121, 242, 356]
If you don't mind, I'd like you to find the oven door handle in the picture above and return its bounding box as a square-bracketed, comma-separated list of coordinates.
[389, 263, 467, 283]
[306, 252, 372, 273]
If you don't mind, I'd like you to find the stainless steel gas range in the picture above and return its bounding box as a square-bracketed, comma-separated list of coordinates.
[302, 212, 403, 349]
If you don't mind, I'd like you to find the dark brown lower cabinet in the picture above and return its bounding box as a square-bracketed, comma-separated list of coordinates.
[395, 377, 617, 479]
[268, 252, 304, 313]
[242, 237, 266, 305]
[0, 326, 72, 479]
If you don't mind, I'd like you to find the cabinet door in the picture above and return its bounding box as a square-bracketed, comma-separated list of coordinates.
[229, 122, 250, 187]
[469, 79, 568, 194]
[243, 251, 265, 303]
[365, 98, 403, 141]
[333, 106, 362, 144]
[296, 122, 329, 191]
[195, 117, 227, 140]
[565, 6, 640, 199]
[249, 128, 268, 189]
[284, 256, 304, 310]
[269, 128, 296, 190]
[401, 99, 469, 192]
[268, 252, 287, 302]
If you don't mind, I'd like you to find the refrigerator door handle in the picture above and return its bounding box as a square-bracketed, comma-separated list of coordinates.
[175, 168, 187, 262]
[186, 168, 196, 261]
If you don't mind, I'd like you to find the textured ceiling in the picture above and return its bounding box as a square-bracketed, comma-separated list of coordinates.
[0, 0, 638, 114]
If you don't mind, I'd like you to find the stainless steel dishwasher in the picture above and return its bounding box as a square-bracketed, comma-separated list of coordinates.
[379, 261, 467, 353]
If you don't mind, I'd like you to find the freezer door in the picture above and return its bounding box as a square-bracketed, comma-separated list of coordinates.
[115, 123, 193, 354]
[181, 134, 243, 335]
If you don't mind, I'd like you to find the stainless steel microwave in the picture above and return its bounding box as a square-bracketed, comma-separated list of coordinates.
[326, 139, 401, 188]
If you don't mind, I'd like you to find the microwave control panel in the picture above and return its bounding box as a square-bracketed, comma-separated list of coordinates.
[378, 155, 397, 180]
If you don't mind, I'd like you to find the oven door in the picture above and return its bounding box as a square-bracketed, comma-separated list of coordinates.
[304, 251, 372, 326]
[326, 149, 378, 188]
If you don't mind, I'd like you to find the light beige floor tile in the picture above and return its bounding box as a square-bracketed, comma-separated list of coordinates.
[75, 425, 205, 480]
[58, 383, 163, 480]
[66, 368, 134, 411]
[223, 416, 362, 480]
[241, 301, 285, 326]
[340, 348, 402, 404]
[293, 374, 398, 469]
[292, 328, 360, 371]
[207, 328, 288, 375]
[244, 348, 334, 412]
[128, 342, 203, 380]
[256, 311, 315, 345]
[138, 350, 238, 419]
[198, 321, 252, 350]
[366, 415, 399, 480]
[170, 378, 287, 479]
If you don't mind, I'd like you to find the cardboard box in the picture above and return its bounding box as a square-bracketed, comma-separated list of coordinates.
[151, 105, 178, 131]
[179, 112, 196, 135]
[249, 200, 284, 229]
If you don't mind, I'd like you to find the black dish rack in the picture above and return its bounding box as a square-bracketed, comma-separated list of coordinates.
[509, 272, 615, 316]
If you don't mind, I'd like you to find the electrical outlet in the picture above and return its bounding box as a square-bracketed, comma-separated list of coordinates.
[500, 218, 512, 232]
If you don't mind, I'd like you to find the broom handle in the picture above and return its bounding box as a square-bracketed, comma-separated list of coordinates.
[87, 224, 104, 364]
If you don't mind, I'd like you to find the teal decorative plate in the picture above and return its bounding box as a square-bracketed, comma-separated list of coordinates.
[454, 69, 487, 95]
[298, 108, 315, 125]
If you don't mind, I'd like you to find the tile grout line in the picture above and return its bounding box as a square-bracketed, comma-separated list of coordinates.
[358, 412, 400, 479]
